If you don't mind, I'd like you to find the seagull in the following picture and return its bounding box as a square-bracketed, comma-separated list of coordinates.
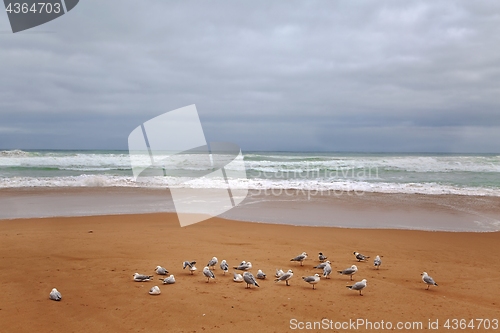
[256, 269, 266, 279]
[374, 255, 382, 269]
[243, 272, 260, 289]
[323, 262, 332, 279]
[318, 252, 328, 262]
[133, 273, 154, 282]
[148, 286, 161, 295]
[275, 268, 285, 278]
[49, 288, 62, 301]
[220, 260, 229, 275]
[203, 266, 216, 283]
[421, 272, 438, 290]
[233, 261, 252, 271]
[337, 265, 358, 280]
[314, 260, 331, 269]
[233, 272, 244, 282]
[183, 261, 197, 274]
[274, 269, 294, 286]
[302, 274, 321, 289]
[290, 252, 308, 266]
[354, 252, 370, 262]
[207, 257, 218, 270]
[159, 274, 176, 284]
[347, 279, 367, 296]
[155, 266, 169, 275]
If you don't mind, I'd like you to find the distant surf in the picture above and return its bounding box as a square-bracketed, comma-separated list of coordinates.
[0, 150, 499, 197]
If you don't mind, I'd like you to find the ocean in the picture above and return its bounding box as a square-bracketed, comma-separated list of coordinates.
[1, 149, 499, 196]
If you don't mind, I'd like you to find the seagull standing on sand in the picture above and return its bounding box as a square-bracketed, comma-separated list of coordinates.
[159, 275, 176, 284]
[256, 269, 266, 279]
[290, 252, 308, 266]
[421, 272, 438, 290]
[133, 273, 154, 282]
[346, 279, 367, 296]
[354, 252, 370, 262]
[49, 288, 62, 301]
[203, 266, 216, 283]
[243, 272, 260, 289]
[302, 274, 321, 289]
[274, 269, 294, 286]
[233, 261, 252, 271]
[149, 286, 161, 295]
[323, 262, 332, 279]
[207, 257, 218, 270]
[155, 266, 169, 275]
[374, 255, 382, 269]
[183, 261, 197, 274]
[337, 265, 358, 280]
[233, 272, 244, 282]
[318, 252, 328, 262]
[314, 260, 330, 269]
[220, 260, 229, 275]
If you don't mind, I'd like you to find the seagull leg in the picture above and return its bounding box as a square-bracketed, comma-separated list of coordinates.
[286, 280, 289, 286]
[350, 275, 353, 281]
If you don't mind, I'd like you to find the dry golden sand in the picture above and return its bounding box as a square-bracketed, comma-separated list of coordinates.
[0, 213, 499, 332]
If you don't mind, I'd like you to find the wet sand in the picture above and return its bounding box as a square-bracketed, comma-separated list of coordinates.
[1, 188, 500, 231]
[0, 213, 499, 332]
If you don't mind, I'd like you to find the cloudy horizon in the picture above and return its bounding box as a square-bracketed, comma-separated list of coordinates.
[1, 1, 500, 153]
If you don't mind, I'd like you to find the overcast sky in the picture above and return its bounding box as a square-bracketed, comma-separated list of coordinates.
[1, 1, 500, 152]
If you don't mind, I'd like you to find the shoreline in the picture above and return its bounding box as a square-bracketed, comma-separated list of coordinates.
[2, 187, 500, 232]
[0, 213, 499, 332]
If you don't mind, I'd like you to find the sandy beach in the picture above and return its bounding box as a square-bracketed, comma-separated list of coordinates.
[1, 211, 499, 332]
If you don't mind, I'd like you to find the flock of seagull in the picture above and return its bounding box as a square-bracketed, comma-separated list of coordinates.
[48, 250, 438, 300]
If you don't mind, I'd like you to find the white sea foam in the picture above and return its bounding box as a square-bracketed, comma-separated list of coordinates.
[1, 174, 499, 197]
[1, 150, 499, 196]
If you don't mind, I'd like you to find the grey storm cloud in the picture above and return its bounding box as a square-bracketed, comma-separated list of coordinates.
[1, 0, 499, 152]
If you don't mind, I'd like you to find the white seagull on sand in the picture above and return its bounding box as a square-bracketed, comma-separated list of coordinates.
[233, 272, 244, 282]
[256, 269, 266, 279]
[233, 261, 252, 271]
[155, 266, 169, 275]
[421, 272, 438, 290]
[148, 286, 161, 295]
[374, 255, 382, 269]
[337, 265, 358, 280]
[318, 252, 328, 262]
[290, 252, 308, 266]
[347, 279, 367, 296]
[220, 260, 229, 275]
[49, 288, 62, 301]
[323, 262, 332, 279]
[159, 275, 176, 284]
[302, 274, 321, 289]
[274, 269, 294, 286]
[203, 266, 216, 282]
[183, 261, 197, 274]
[207, 257, 218, 270]
[243, 272, 260, 289]
[314, 260, 330, 269]
[354, 252, 370, 262]
[133, 273, 154, 282]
